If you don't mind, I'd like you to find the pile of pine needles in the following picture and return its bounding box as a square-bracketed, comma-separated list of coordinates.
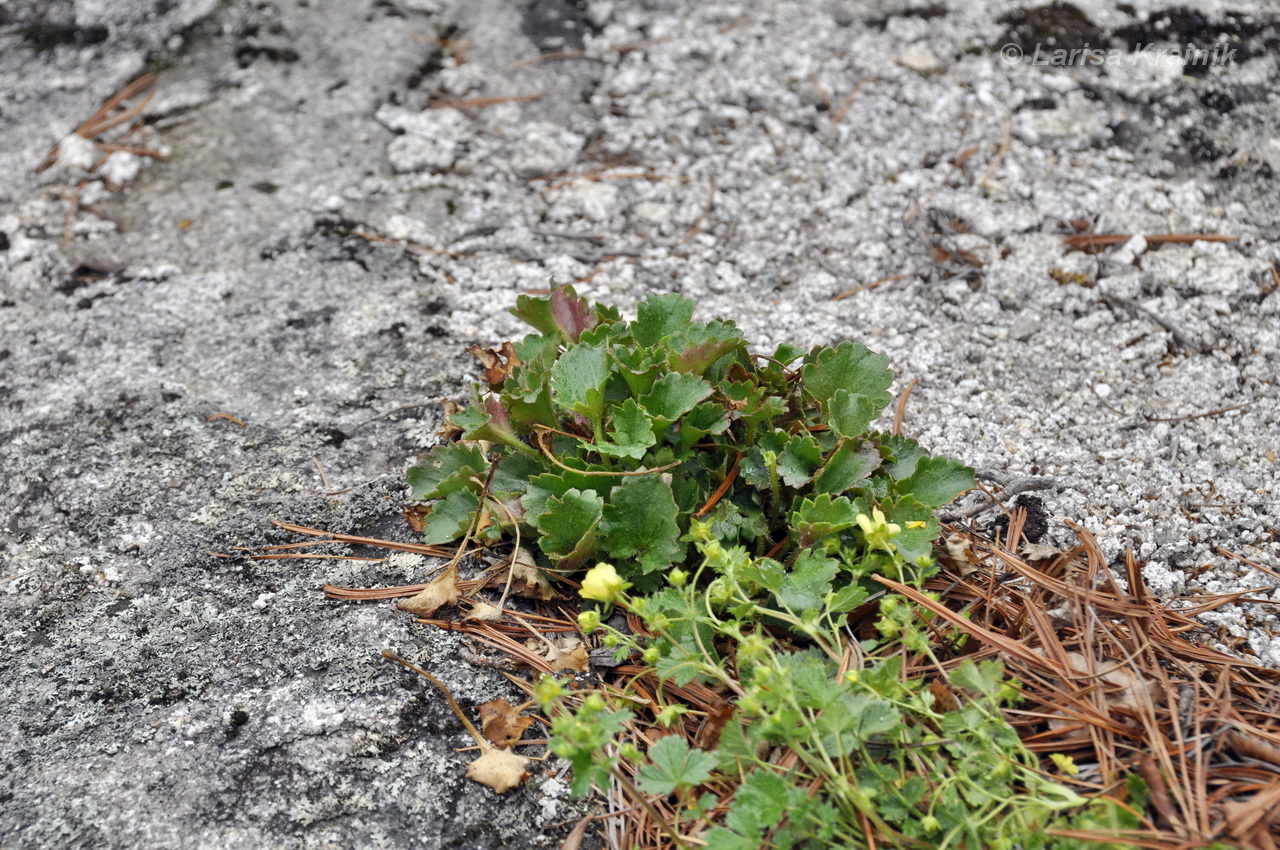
[229, 509, 1280, 849]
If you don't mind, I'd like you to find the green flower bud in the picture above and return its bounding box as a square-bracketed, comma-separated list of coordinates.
[577, 609, 602, 634]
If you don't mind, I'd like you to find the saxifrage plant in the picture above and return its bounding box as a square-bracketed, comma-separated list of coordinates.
[403, 285, 1148, 848]
[408, 283, 974, 588]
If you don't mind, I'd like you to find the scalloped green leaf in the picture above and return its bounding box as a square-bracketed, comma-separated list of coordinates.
[899, 455, 975, 507]
[601, 476, 682, 574]
[633, 292, 697, 347]
[421, 488, 480, 544]
[828, 389, 880, 438]
[407, 442, 488, 501]
[722, 380, 788, 429]
[611, 344, 665, 397]
[511, 284, 597, 342]
[536, 488, 604, 569]
[667, 320, 745, 376]
[640, 371, 713, 428]
[550, 343, 608, 425]
[740, 430, 788, 489]
[452, 396, 531, 453]
[878, 433, 928, 480]
[597, 398, 656, 460]
[777, 433, 823, 488]
[801, 341, 894, 412]
[678, 400, 730, 453]
[790, 493, 861, 548]
[813, 439, 881, 495]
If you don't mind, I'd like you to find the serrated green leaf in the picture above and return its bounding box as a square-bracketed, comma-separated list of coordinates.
[489, 452, 547, 498]
[788, 652, 840, 708]
[511, 284, 598, 342]
[407, 443, 488, 501]
[828, 582, 869, 613]
[777, 434, 823, 488]
[700, 828, 758, 850]
[677, 400, 730, 454]
[597, 398, 656, 460]
[819, 692, 901, 755]
[550, 343, 609, 428]
[777, 550, 838, 612]
[738, 557, 784, 594]
[640, 371, 713, 428]
[878, 432, 928, 480]
[813, 439, 880, 494]
[801, 340, 894, 411]
[633, 292, 697, 347]
[950, 658, 1006, 699]
[610, 344, 665, 397]
[666, 320, 745, 376]
[723, 770, 792, 838]
[536, 488, 604, 568]
[715, 719, 755, 773]
[635, 735, 716, 796]
[421, 488, 481, 544]
[790, 494, 861, 548]
[828, 389, 880, 438]
[601, 476, 682, 573]
[899, 454, 975, 507]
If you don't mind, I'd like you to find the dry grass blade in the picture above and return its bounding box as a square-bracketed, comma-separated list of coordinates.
[1062, 232, 1238, 253]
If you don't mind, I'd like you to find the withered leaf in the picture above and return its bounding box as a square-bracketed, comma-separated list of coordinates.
[437, 398, 464, 442]
[397, 565, 460, 617]
[478, 698, 535, 749]
[508, 546, 555, 601]
[466, 341, 520, 387]
[464, 599, 505, 622]
[527, 634, 590, 673]
[466, 746, 530, 794]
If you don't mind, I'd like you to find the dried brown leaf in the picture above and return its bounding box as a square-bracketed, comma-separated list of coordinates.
[478, 697, 535, 748]
[397, 565, 460, 617]
[528, 634, 590, 672]
[437, 398, 465, 442]
[466, 746, 530, 793]
[466, 341, 520, 386]
[509, 546, 555, 601]
[943, 532, 981, 575]
[465, 599, 505, 622]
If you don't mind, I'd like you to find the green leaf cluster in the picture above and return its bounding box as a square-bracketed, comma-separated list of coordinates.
[408, 284, 974, 586]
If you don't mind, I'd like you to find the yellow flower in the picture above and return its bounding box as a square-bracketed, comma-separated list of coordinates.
[855, 508, 902, 552]
[1049, 752, 1079, 776]
[579, 562, 630, 604]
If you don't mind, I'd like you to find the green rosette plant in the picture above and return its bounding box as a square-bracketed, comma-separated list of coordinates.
[408, 284, 975, 592]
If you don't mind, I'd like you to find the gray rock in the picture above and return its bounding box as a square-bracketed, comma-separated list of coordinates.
[3, 0, 1280, 847]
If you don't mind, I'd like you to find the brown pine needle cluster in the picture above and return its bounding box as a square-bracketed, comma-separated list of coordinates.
[226, 509, 1280, 849]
